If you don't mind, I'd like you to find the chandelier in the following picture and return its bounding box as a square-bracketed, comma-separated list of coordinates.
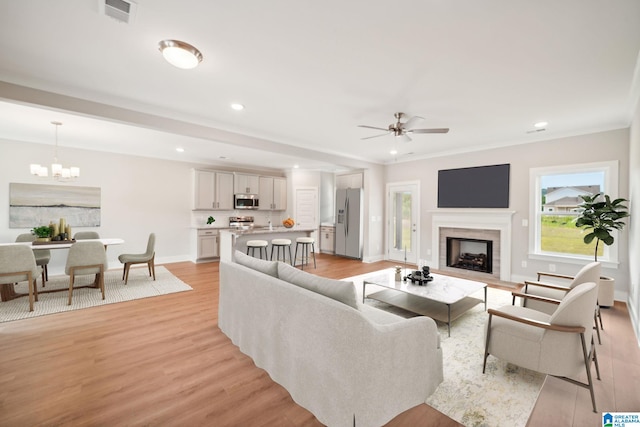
[30, 121, 80, 180]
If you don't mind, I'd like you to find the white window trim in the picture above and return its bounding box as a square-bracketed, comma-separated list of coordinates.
[528, 160, 621, 268]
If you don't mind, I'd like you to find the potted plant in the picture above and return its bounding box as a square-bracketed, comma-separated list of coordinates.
[207, 216, 216, 225]
[575, 193, 629, 306]
[31, 225, 53, 242]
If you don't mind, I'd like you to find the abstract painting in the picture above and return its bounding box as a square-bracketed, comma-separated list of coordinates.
[9, 183, 101, 228]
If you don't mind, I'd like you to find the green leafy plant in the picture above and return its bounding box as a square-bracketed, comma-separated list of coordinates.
[31, 225, 52, 238]
[207, 216, 216, 225]
[575, 193, 629, 261]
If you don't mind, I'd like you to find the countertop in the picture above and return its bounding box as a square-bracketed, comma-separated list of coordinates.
[221, 226, 317, 236]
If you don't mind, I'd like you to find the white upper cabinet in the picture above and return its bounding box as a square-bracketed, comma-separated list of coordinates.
[234, 173, 260, 194]
[193, 169, 234, 210]
[259, 176, 287, 210]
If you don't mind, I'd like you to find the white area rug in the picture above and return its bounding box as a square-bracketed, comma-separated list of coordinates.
[346, 271, 545, 427]
[1, 266, 192, 322]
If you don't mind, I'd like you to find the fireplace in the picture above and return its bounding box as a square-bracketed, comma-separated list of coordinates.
[431, 210, 514, 281]
[446, 237, 493, 274]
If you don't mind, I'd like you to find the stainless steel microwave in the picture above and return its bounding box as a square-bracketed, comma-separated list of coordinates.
[234, 194, 259, 210]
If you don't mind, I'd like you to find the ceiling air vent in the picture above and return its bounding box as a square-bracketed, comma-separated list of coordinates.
[99, 0, 137, 24]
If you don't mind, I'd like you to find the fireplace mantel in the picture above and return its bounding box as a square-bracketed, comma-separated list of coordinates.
[430, 210, 516, 281]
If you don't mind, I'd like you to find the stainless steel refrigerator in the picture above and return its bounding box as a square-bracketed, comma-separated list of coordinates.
[335, 188, 363, 259]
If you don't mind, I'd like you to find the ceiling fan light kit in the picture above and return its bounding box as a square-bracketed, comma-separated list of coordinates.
[358, 112, 449, 142]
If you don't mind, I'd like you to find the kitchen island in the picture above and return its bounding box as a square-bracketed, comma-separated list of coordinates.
[219, 227, 317, 263]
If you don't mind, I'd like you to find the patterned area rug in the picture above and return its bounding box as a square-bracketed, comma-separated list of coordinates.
[346, 271, 545, 427]
[1, 266, 192, 322]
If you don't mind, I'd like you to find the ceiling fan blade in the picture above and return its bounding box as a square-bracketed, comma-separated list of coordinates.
[396, 133, 412, 143]
[403, 115, 424, 130]
[409, 128, 450, 134]
[358, 125, 389, 132]
[361, 132, 391, 140]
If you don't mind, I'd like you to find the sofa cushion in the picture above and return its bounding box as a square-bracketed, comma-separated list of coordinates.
[234, 250, 278, 277]
[277, 261, 358, 309]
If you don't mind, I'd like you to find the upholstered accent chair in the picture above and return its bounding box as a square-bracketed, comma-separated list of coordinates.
[16, 233, 51, 283]
[484, 281, 601, 412]
[65, 241, 107, 305]
[118, 233, 155, 285]
[0, 245, 42, 311]
[73, 231, 100, 240]
[511, 262, 604, 343]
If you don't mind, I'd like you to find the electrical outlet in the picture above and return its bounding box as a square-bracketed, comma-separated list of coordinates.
[522, 219, 528, 227]
[521, 260, 527, 268]
[426, 249, 432, 256]
[549, 264, 556, 272]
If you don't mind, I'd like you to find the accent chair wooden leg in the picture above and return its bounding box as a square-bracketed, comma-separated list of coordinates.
[150, 258, 156, 281]
[483, 314, 493, 373]
[28, 272, 34, 312]
[100, 271, 105, 300]
[68, 273, 75, 305]
[124, 264, 131, 285]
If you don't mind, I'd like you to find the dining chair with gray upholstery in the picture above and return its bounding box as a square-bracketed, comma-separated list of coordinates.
[15, 233, 51, 284]
[118, 233, 156, 285]
[0, 245, 42, 311]
[65, 241, 107, 305]
[73, 231, 101, 240]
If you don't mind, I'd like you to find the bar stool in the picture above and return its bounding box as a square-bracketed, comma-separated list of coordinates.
[294, 237, 316, 270]
[270, 239, 292, 264]
[246, 240, 269, 259]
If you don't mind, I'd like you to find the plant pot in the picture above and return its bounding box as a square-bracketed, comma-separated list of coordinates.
[598, 276, 615, 308]
[36, 237, 51, 242]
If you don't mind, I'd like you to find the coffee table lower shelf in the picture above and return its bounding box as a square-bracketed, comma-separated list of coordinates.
[367, 289, 484, 336]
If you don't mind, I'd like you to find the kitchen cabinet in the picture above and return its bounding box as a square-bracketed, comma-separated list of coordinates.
[336, 172, 363, 189]
[259, 176, 287, 210]
[197, 228, 219, 260]
[193, 169, 234, 210]
[234, 173, 260, 194]
[320, 225, 335, 254]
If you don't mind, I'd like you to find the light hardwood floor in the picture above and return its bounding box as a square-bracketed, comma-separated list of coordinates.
[1, 254, 638, 426]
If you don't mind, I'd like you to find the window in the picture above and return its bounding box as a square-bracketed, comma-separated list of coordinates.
[529, 161, 620, 264]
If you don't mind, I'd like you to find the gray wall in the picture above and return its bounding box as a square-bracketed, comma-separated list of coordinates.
[1, 139, 217, 275]
[385, 128, 631, 299]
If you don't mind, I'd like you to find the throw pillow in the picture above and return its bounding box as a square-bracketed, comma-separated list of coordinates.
[234, 250, 278, 278]
[277, 262, 358, 310]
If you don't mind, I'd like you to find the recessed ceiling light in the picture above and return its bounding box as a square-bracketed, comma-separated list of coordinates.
[176, 147, 184, 153]
[293, 164, 299, 168]
[390, 149, 398, 155]
[158, 39, 203, 69]
[534, 121, 548, 128]
[231, 103, 244, 111]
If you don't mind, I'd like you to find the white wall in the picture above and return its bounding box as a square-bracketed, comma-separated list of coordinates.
[0, 139, 223, 275]
[629, 98, 640, 344]
[385, 128, 631, 299]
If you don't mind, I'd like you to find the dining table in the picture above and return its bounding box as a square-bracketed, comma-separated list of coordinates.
[0, 238, 124, 302]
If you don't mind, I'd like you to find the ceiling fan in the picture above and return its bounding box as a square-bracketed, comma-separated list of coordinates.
[358, 112, 449, 142]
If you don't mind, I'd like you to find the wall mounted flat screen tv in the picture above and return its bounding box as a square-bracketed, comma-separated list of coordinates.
[438, 164, 510, 208]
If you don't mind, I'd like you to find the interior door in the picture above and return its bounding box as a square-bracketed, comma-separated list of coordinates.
[295, 187, 318, 228]
[387, 183, 419, 265]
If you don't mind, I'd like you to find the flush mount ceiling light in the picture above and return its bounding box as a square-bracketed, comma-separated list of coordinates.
[158, 39, 203, 69]
[231, 103, 244, 111]
[534, 121, 548, 128]
[30, 121, 80, 180]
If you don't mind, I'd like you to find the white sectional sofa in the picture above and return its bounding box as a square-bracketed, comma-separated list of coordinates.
[218, 251, 443, 427]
